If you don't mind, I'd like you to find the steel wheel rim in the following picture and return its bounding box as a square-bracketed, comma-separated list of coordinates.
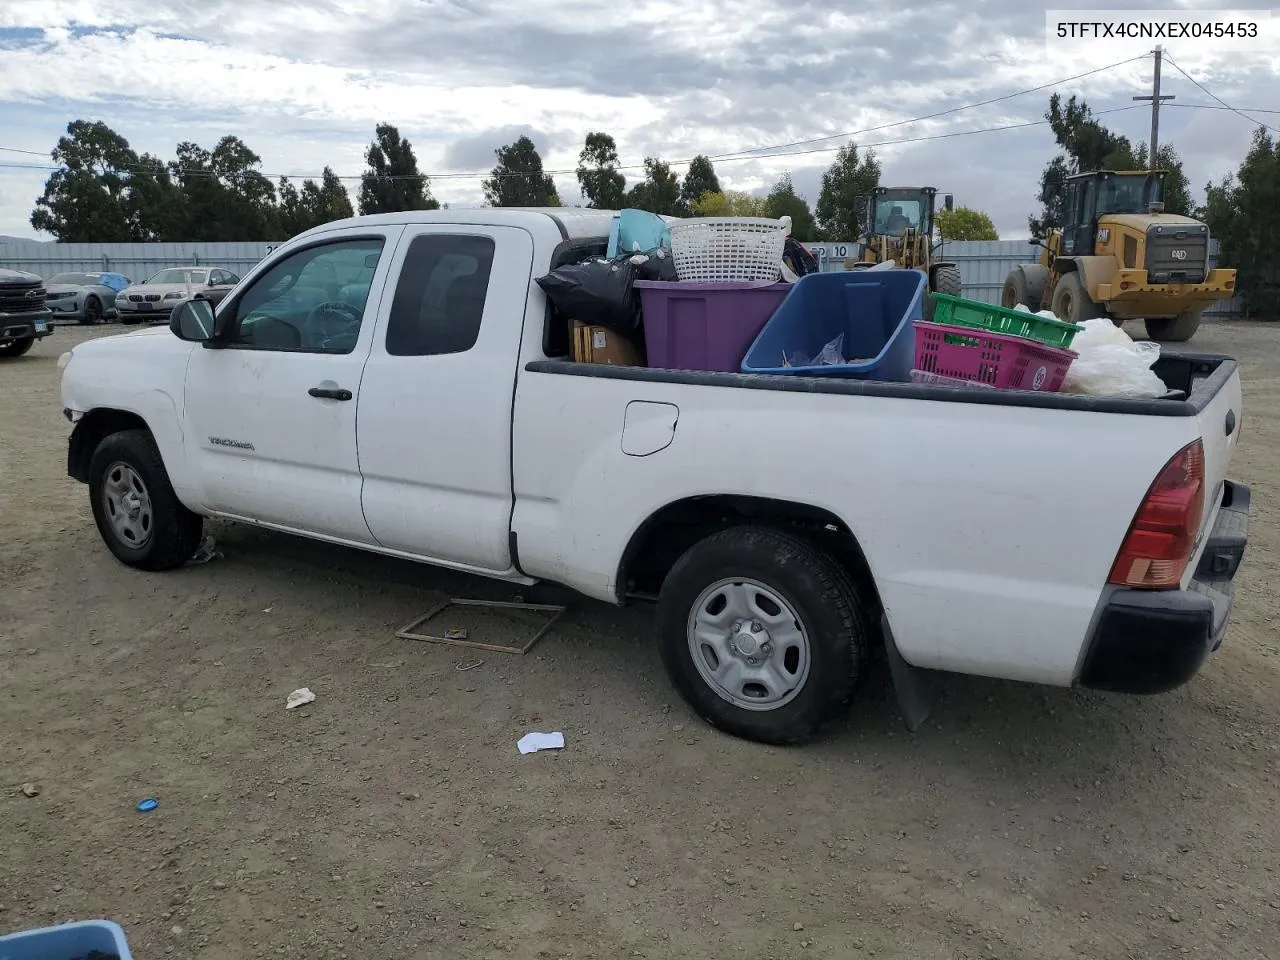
[102, 461, 154, 548]
[686, 577, 811, 712]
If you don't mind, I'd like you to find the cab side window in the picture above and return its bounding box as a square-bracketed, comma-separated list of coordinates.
[384, 235, 496, 357]
[225, 238, 384, 353]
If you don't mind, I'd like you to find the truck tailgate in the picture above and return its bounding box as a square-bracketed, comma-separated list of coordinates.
[1185, 359, 1244, 586]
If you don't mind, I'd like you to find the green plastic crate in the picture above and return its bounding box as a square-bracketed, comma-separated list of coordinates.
[929, 293, 1083, 348]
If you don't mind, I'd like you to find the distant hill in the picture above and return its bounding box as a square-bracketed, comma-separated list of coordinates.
[0, 235, 46, 244]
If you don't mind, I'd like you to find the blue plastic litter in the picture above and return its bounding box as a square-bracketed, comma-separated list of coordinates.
[136, 798, 157, 812]
[740, 268, 926, 381]
[0, 919, 132, 960]
[606, 209, 671, 257]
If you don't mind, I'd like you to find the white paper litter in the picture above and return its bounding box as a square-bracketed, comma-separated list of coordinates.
[517, 731, 565, 754]
[285, 687, 316, 710]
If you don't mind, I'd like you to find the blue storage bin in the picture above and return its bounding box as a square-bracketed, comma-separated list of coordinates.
[0, 919, 132, 960]
[740, 268, 926, 381]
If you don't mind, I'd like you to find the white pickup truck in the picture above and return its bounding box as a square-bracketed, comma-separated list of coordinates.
[58, 208, 1251, 745]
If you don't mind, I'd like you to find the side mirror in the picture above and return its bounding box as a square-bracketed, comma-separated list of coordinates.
[943, 194, 954, 212]
[1028, 238, 1044, 248]
[169, 297, 216, 342]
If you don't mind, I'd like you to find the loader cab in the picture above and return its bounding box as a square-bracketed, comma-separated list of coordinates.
[866, 187, 938, 238]
[1061, 170, 1166, 256]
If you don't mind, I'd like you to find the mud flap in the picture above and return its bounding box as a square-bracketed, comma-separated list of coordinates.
[882, 614, 935, 731]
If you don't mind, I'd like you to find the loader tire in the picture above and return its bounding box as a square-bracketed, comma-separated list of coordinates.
[1050, 272, 1098, 325]
[1145, 309, 1202, 343]
[924, 263, 962, 320]
[1002, 265, 1049, 313]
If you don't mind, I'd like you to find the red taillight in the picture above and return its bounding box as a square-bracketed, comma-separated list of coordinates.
[1108, 439, 1205, 589]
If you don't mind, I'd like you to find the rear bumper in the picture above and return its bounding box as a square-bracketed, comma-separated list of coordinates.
[1078, 479, 1250, 694]
[1100, 269, 1237, 319]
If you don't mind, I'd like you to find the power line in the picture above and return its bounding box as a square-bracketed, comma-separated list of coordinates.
[1161, 53, 1279, 135]
[1164, 102, 1280, 116]
[697, 54, 1152, 160]
[0, 105, 1147, 183]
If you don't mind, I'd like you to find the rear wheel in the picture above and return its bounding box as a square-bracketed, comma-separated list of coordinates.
[656, 525, 871, 745]
[88, 429, 203, 570]
[1050, 271, 1098, 324]
[0, 337, 35, 357]
[1145, 308, 1202, 343]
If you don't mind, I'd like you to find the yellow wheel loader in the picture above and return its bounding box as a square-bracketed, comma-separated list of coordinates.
[1003, 170, 1236, 342]
[844, 186, 963, 319]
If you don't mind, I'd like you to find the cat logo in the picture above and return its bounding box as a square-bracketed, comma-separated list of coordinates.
[1096, 227, 1109, 244]
[1171, 249, 1187, 260]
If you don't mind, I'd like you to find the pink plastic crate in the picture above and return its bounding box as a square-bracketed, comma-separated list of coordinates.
[912, 321, 1076, 392]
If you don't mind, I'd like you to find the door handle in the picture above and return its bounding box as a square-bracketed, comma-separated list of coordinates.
[309, 386, 352, 401]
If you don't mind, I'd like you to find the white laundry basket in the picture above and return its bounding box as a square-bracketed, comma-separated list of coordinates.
[668, 216, 790, 282]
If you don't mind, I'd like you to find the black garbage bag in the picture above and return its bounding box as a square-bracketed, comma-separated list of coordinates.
[633, 246, 677, 282]
[783, 237, 821, 277]
[536, 254, 642, 336]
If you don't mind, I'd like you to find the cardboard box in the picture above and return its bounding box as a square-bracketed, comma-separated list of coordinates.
[572, 321, 643, 366]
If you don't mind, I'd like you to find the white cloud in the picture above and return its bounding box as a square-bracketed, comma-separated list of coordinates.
[0, 0, 1277, 240]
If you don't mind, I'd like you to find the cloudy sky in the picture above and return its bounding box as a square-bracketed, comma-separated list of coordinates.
[1, 0, 1277, 241]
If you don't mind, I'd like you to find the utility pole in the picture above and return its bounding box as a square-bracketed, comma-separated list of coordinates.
[1133, 45, 1175, 167]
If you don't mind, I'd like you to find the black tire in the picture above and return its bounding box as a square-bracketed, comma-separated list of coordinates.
[656, 525, 872, 745]
[0, 337, 35, 357]
[1020, 264, 1049, 312]
[923, 263, 962, 320]
[1049, 271, 1098, 324]
[88, 429, 203, 570]
[81, 296, 103, 325]
[1001, 268, 1029, 309]
[1145, 309, 1202, 343]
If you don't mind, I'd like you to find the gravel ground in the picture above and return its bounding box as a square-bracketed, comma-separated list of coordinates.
[2, 322, 1278, 960]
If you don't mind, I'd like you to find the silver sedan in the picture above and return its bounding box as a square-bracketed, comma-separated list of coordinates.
[44, 271, 132, 324]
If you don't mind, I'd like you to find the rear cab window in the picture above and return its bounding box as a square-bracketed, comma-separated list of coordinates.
[383, 234, 497, 356]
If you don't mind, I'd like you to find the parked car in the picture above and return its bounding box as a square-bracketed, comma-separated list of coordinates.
[0, 266, 53, 357]
[45, 271, 131, 324]
[56, 209, 1250, 745]
[116, 267, 240, 324]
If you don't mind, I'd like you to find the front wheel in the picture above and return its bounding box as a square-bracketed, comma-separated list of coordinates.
[81, 297, 103, 324]
[88, 429, 203, 570]
[1049, 271, 1098, 324]
[0, 337, 35, 357]
[656, 525, 871, 745]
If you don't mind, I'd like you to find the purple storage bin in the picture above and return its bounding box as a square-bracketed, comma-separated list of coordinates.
[634, 280, 791, 372]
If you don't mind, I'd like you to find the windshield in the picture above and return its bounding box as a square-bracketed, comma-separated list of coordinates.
[50, 273, 101, 285]
[873, 194, 927, 236]
[1095, 175, 1161, 215]
[147, 268, 208, 285]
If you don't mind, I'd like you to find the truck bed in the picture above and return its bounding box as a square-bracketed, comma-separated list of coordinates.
[525, 351, 1236, 417]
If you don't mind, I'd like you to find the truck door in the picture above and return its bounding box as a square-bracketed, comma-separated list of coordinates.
[355, 224, 535, 574]
[182, 227, 403, 542]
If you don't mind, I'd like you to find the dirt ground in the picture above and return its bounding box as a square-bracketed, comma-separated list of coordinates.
[2, 321, 1278, 960]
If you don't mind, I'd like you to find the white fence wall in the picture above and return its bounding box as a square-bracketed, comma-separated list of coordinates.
[0, 241, 283, 284]
[0, 236, 1243, 317]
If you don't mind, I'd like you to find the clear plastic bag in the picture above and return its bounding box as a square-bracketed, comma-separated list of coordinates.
[1060, 318, 1167, 398]
[782, 332, 845, 368]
